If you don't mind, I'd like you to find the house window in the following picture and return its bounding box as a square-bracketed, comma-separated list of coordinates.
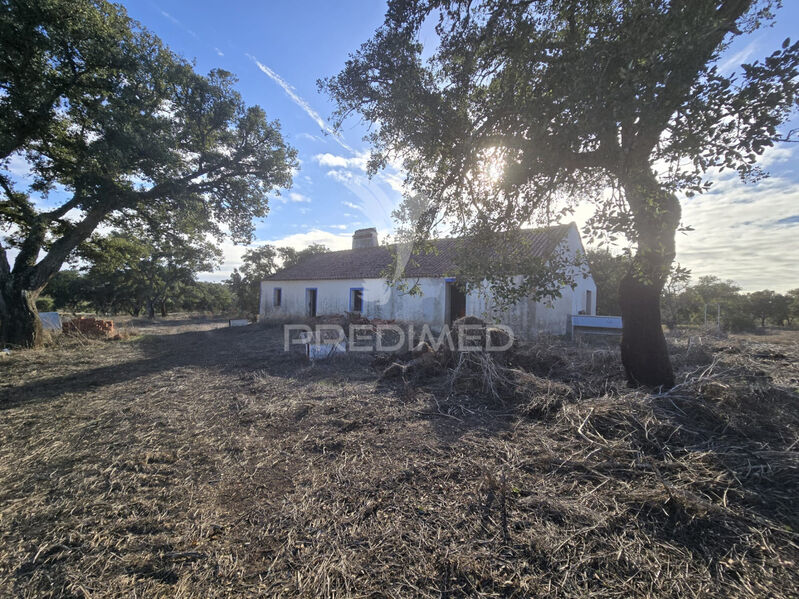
[273, 288, 282, 307]
[350, 288, 363, 312]
[585, 290, 592, 315]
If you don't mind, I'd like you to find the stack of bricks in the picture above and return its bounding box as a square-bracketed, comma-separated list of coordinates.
[62, 317, 115, 338]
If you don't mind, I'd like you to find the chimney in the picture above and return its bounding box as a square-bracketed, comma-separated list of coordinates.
[352, 227, 378, 249]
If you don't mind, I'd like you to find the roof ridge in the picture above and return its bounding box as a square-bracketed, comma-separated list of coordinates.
[282, 223, 571, 258]
[265, 223, 572, 281]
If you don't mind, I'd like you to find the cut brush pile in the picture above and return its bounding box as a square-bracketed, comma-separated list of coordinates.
[0, 319, 797, 597]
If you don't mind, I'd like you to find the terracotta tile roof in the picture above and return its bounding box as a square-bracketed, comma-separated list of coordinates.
[265, 224, 572, 281]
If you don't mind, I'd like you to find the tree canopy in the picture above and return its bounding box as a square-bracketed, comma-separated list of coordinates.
[324, 0, 799, 387]
[228, 243, 331, 314]
[0, 0, 296, 346]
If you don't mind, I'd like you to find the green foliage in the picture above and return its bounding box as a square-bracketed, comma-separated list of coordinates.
[174, 281, 235, 314]
[45, 270, 87, 311]
[747, 289, 789, 328]
[278, 243, 330, 270]
[75, 219, 221, 316]
[586, 250, 629, 315]
[674, 276, 754, 332]
[660, 264, 692, 330]
[324, 0, 798, 283]
[589, 264, 798, 332]
[227, 242, 331, 314]
[0, 0, 296, 345]
[787, 288, 799, 325]
[240, 246, 279, 284]
[35, 295, 54, 312]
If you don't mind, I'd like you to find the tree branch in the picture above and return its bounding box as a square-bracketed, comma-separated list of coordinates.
[637, 0, 753, 149]
[0, 242, 10, 280]
[28, 205, 110, 290]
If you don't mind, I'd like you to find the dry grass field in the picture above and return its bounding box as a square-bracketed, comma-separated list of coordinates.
[1, 317, 797, 598]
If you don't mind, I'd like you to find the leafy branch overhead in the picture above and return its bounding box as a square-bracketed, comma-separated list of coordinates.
[0, 0, 297, 347]
[324, 1, 798, 242]
[323, 0, 799, 388]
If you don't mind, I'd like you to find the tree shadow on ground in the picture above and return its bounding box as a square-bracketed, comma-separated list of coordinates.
[2, 320, 517, 454]
[0, 324, 368, 410]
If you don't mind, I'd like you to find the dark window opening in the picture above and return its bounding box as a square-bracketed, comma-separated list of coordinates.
[446, 281, 466, 325]
[350, 288, 363, 312]
[273, 288, 282, 307]
[306, 288, 317, 317]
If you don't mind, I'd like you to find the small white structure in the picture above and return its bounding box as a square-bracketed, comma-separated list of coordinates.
[260, 224, 597, 339]
[570, 314, 623, 340]
[298, 330, 347, 359]
[39, 312, 62, 332]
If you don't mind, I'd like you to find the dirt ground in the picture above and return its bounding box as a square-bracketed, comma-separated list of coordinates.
[0, 317, 797, 598]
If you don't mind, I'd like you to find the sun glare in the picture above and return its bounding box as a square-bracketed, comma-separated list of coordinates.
[477, 146, 507, 185]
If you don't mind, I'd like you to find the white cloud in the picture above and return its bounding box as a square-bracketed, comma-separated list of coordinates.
[675, 170, 799, 292]
[289, 192, 311, 203]
[214, 47, 224, 57]
[266, 228, 353, 251]
[327, 169, 353, 183]
[717, 39, 759, 74]
[160, 10, 198, 39]
[247, 54, 353, 152]
[297, 132, 325, 143]
[314, 152, 369, 170]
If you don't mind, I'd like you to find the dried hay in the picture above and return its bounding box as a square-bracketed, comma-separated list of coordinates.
[0, 320, 797, 597]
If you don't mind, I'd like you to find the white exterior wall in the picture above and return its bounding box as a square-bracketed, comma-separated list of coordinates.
[260, 223, 596, 339]
[260, 276, 450, 328]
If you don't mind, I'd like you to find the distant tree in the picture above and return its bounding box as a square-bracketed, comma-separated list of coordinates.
[240, 245, 279, 284]
[0, 0, 296, 347]
[690, 276, 753, 331]
[586, 250, 627, 315]
[176, 281, 234, 313]
[770, 293, 790, 326]
[81, 234, 151, 315]
[81, 222, 220, 318]
[660, 264, 692, 330]
[45, 270, 86, 312]
[278, 243, 330, 270]
[228, 245, 278, 314]
[748, 289, 777, 328]
[787, 288, 799, 326]
[325, 0, 799, 388]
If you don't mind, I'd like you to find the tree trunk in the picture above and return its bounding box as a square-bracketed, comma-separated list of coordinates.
[0, 281, 43, 348]
[160, 299, 167, 317]
[619, 166, 680, 389]
[0, 205, 109, 347]
[146, 299, 155, 319]
[619, 272, 674, 388]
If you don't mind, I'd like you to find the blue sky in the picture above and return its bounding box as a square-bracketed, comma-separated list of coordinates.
[120, 1, 403, 281]
[10, 1, 799, 291]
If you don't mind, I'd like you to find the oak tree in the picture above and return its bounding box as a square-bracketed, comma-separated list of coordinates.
[0, 0, 296, 346]
[324, 0, 799, 387]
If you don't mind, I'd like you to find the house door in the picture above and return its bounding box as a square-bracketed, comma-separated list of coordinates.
[306, 288, 317, 317]
[446, 281, 466, 324]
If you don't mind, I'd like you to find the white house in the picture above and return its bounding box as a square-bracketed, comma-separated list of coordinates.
[259, 223, 596, 339]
